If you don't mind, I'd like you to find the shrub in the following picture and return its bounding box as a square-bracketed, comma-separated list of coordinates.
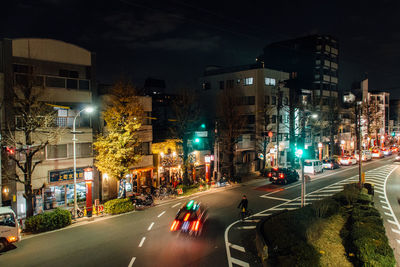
[25, 208, 71, 233]
[104, 198, 134, 215]
[312, 198, 339, 218]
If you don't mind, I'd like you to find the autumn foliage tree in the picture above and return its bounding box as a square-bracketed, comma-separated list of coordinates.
[94, 82, 144, 184]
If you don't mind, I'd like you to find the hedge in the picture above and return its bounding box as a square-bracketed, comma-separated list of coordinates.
[25, 208, 71, 233]
[104, 198, 134, 215]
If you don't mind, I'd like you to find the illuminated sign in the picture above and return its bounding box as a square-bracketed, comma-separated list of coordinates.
[49, 167, 86, 183]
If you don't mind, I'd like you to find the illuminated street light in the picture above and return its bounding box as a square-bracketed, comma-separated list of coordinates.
[72, 106, 95, 219]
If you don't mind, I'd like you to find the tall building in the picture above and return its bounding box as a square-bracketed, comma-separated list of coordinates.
[258, 35, 339, 93]
[0, 38, 98, 217]
[199, 63, 290, 172]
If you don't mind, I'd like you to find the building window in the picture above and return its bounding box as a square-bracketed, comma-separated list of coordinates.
[247, 115, 255, 124]
[244, 77, 253, 85]
[67, 143, 93, 158]
[13, 64, 30, 73]
[135, 142, 151, 155]
[219, 81, 224, 90]
[272, 115, 276, 123]
[46, 77, 65, 88]
[279, 115, 283, 123]
[67, 79, 78, 89]
[265, 95, 270, 105]
[226, 79, 234, 89]
[79, 80, 90, 90]
[272, 96, 276, 105]
[202, 81, 211, 90]
[265, 78, 276, 86]
[47, 144, 68, 159]
[143, 111, 152, 125]
[60, 69, 79, 78]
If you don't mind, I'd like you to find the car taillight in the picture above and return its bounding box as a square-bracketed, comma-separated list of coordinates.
[6, 236, 17, 242]
[268, 173, 272, 177]
[191, 220, 200, 231]
[170, 220, 179, 231]
[184, 213, 190, 221]
[279, 173, 284, 179]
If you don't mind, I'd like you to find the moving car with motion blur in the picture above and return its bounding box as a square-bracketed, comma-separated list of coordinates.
[267, 167, 299, 184]
[372, 149, 384, 158]
[354, 150, 372, 162]
[339, 156, 357, 166]
[322, 159, 340, 170]
[170, 200, 208, 237]
[391, 146, 399, 153]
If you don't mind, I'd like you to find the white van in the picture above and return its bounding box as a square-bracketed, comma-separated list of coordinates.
[0, 207, 20, 251]
[303, 160, 323, 174]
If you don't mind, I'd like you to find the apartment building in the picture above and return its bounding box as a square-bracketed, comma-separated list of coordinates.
[199, 63, 290, 172]
[0, 38, 98, 217]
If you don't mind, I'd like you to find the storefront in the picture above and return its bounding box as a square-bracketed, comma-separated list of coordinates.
[36, 167, 92, 212]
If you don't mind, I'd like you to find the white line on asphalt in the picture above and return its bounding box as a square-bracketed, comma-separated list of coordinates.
[308, 194, 333, 197]
[383, 205, 391, 210]
[237, 226, 256, 230]
[260, 195, 291, 201]
[138, 237, 146, 247]
[284, 202, 301, 206]
[397, 239, 400, 245]
[172, 202, 181, 208]
[253, 213, 271, 216]
[243, 219, 260, 223]
[379, 195, 385, 199]
[380, 200, 388, 204]
[270, 207, 297, 210]
[158, 211, 166, 218]
[320, 189, 342, 192]
[148, 222, 154, 231]
[388, 220, 397, 225]
[230, 257, 250, 267]
[229, 243, 246, 252]
[128, 257, 136, 267]
[385, 212, 393, 217]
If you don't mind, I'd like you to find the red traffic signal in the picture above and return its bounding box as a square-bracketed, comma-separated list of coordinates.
[268, 131, 273, 138]
[6, 147, 15, 155]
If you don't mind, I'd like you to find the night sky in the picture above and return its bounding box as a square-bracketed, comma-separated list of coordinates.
[3, 0, 400, 98]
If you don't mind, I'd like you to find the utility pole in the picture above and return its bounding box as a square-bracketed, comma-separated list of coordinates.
[276, 85, 283, 167]
[357, 102, 364, 185]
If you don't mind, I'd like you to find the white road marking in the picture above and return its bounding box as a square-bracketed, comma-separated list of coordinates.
[307, 194, 333, 197]
[147, 222, 154, 231]
[383, 205, 391, 210]
[158, 211, 166, 217]
[380, 200, 388, 204]
[229, 243, 246, 252]
[172, 202, 181, 208]
[379, 195, 385, 199]
[138, 237, 146, 247]
[385, 212, 393, 217]
[319, 189, 342, 192]
[243, 219, 260, 223]
[270, 207, 297, 210]
[128, 257, 136, 267]
[388, 220, 397, 225]
[231, 257, 250, 267]
[237, 226, 256, 230]
[392, 228, 400, 235]
[260, 195, 291, 201]
[397, 240, 400, 245]
[253, 213, 271, 216]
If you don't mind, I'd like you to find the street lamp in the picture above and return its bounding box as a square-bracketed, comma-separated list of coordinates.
[72, 106, 94, 219]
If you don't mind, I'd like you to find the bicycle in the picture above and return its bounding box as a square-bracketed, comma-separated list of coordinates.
[238, 208, 253, 221]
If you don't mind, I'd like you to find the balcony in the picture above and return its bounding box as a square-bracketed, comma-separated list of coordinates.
[14, 73, 91, 91]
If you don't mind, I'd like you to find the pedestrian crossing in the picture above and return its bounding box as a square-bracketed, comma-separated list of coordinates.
[225, 164, 398, 267]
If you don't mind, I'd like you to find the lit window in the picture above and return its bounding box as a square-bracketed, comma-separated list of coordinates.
[244, 77, 253, 85]
[265, 78, 276, 86]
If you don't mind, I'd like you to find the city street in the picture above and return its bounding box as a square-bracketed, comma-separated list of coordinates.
[0, 156, 398, 267]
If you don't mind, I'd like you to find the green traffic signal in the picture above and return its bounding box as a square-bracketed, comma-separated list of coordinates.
[201, 123, 206, 129]
[392, 132, 396, 137]
[295, 148, 303, 158]
[194, 138, 200, 143]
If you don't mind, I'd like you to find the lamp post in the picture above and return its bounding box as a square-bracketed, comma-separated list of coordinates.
[72, 106, 94, 219]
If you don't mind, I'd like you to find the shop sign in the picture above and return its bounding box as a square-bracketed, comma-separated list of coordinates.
[195, 131, 208, 137]
[49, 167, 85, 183]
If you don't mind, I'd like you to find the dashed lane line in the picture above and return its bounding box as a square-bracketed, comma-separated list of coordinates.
[157, 211, 166, 218]
[172, 202, 181, 208]
[138, 237, 146, 247]
[128, 257, 136, 267]
[147, 222, 154, 231]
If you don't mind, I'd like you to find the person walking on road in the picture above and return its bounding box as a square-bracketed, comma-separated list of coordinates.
[237, 195, 249, 220]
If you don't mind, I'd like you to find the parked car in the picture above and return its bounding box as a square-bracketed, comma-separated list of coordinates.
[372, 149, 384, 158]
[267, 167, 299, 184]
[354, 150, 372, 161]
[339, 156, 357, 166]
[0, 207, 20, 251]
[303, 160, 323, 174]
[394, 152, 400, 162]
[322, 159, 340, 170]
[382, 148, 392, 156]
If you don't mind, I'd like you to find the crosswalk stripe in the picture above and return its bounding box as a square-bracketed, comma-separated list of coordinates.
[237, 226, 256, 230]
[231, 257, 250, 267]
[229, 243, 246, 252]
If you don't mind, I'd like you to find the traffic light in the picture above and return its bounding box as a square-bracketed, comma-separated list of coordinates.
[194, 138, 200, 143]
[392, 132, 396, 137]
[200, 123, 206, 129]
[295, 148, 303, 158]
[6, 147, 15, 155]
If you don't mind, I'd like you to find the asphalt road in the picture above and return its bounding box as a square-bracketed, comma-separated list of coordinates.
[0, 156, 397, 267]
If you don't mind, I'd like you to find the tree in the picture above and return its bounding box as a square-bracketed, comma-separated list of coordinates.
[94, 81, 143, 185]
[2, 69, 62, 218]
[217, 88, 246, 178]
[170, 89, 200, 185]
[363, 97, 381, 143]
